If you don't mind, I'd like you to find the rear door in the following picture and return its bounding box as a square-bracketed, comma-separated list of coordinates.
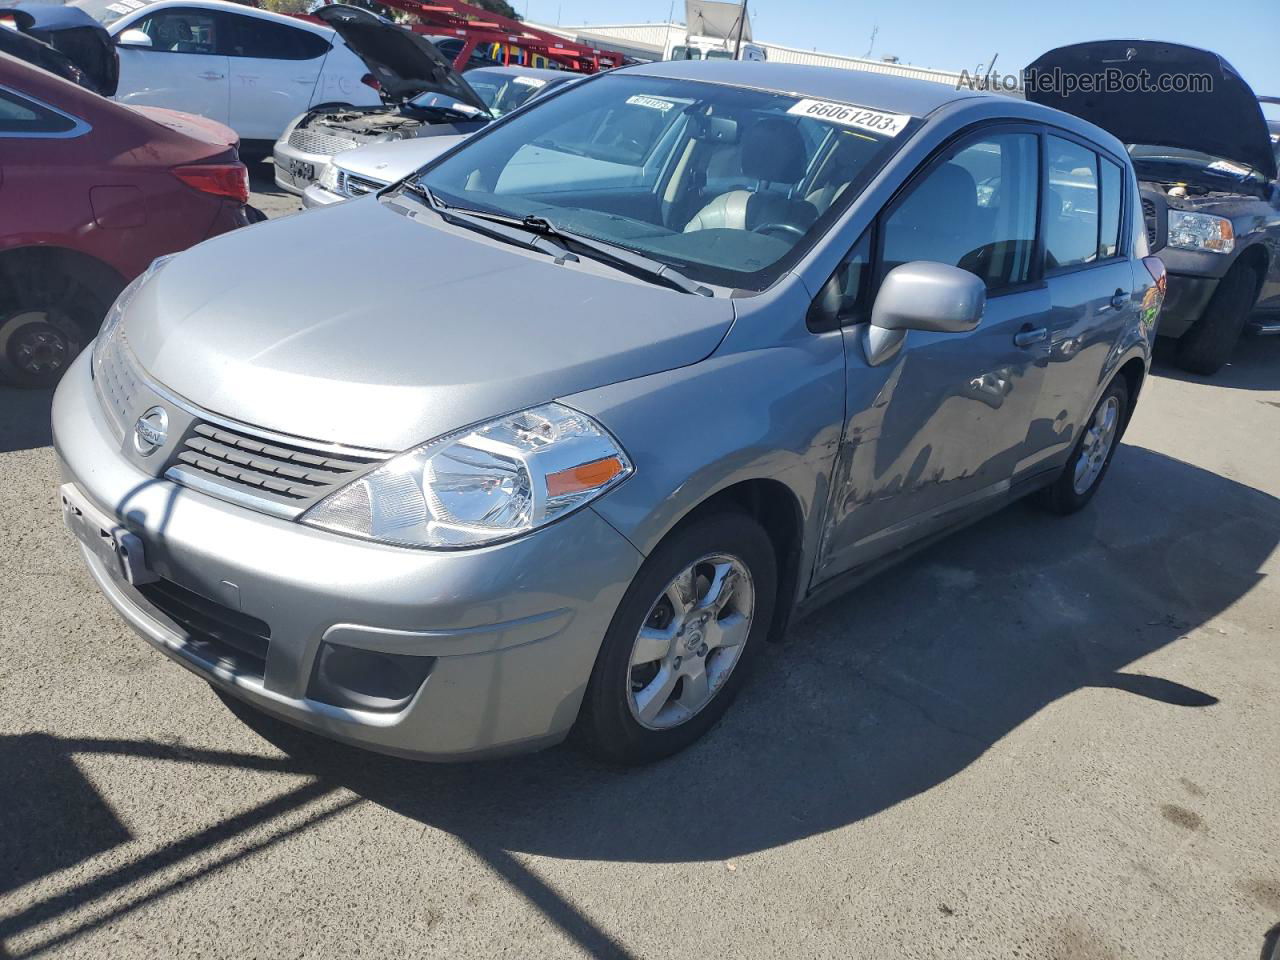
[113, 6, 229, 126]
[1018, 133, 1138, 477]
[816, 125, 1051, 581]
[220, 12, 330, 140]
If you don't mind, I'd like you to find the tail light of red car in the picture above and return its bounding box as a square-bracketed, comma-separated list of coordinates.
[172, 162, 250, 206]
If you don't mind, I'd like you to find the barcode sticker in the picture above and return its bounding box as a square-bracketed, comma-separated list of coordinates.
[786, 98, 911, 137]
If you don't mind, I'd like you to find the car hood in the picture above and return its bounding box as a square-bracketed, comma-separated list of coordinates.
[1025, 40, 1277, 181]
[312, 4, 487, 113]
[130, 105, 238, 150]
[337, 134, 467, 183]
[0, 4, 116, 95]
[124, 197, 735, 451]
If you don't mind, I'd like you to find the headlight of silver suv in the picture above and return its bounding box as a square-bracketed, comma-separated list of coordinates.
[1167, 211, 1234, 254]
[301, 403, 633, 549]
[317, 161, 341, 194]
[92, 254, 175, 365]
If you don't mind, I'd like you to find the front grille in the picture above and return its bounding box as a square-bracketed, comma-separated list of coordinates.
[1141, 197, 1157, 247]
[92, 331, 143, 440]
[340, 171, 386, 198]
[287, 129, 360, 158]
[135, 578, 271, 680]
[170, 422, 380, 507]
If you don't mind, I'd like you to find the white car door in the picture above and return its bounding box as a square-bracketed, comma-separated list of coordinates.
[221, 11, 328, 141]
[113, 6, 230, 126]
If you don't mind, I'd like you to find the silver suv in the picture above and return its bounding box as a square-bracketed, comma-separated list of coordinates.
[54, 61, 1165, 764]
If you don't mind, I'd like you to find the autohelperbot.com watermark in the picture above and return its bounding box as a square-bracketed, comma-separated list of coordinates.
[957, 64, 1214, 97]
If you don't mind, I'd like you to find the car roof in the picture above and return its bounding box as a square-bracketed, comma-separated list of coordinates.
[623, 60, 985, 118]
[103, 0, 334, 37]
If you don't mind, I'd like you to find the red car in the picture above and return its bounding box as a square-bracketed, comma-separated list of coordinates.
[0, 51, 252, 386]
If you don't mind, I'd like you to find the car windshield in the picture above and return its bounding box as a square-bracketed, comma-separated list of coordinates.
[415, 74, 916, 289]
[71, 0, 155, 28]
[407, 89, 488, 118]
[462, 69, 554, 117]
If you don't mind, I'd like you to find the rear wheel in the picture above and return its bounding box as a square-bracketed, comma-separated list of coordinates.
[574, 510, 777, 765]
[0, 253, 120, 388]
[1036, 377, 1129, 515]
[1174, 263, 1259, 375]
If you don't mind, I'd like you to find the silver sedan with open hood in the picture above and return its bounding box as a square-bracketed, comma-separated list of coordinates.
[55, 61, 1163, 764]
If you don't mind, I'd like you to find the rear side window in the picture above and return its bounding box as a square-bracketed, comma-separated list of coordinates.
[882, 131, 1039, 291]
[222, 14, 330, 60]
[1045, 136, 1100, 270]
[135, 9, 219, 55]
[0, 88, 78, 136]
[1098, 156, 1123, 258]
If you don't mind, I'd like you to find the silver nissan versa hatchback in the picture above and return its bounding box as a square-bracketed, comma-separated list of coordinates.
[54, 61, 1167, 764]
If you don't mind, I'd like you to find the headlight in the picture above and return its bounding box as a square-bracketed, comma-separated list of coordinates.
[317, 162, 341, 193]
[1167, 211, 1234, 254]
[301, 403, 633, 549]
[91, 254, 175, 364]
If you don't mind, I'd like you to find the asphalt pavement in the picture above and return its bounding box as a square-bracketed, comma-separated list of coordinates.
[1, 166, 1277, 958]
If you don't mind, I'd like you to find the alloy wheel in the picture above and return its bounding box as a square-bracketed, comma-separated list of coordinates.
[1072, 395, 1120, 495]
[626, 554, 755, 730]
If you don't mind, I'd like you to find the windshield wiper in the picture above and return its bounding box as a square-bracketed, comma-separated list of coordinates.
[394, 183, 577, 262]
[514, 214, 714, 297]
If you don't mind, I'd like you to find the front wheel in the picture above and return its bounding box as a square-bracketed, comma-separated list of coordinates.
[1035, 377, 1129, 515]
[574, 510, 777, 765]
[1174, 264, 1259, 375]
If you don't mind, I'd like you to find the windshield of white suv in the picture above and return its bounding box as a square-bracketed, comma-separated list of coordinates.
[72, 0, 155, 28]
[416, 74, 917, 290]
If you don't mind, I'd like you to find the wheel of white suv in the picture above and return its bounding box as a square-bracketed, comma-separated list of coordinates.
[575, 510, 777, 765]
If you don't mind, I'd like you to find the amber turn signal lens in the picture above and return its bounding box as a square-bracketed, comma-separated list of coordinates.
[546, 456, 625, 497]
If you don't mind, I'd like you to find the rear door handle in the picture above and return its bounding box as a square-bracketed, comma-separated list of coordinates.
[1014, 326, 1048, 348]
[198, 71, 225, 80]
[1110, 289, 1129, 310]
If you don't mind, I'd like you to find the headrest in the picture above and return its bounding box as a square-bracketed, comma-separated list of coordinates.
[741, 117, 807, 183]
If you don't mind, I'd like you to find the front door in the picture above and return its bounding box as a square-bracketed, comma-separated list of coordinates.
[114, 7, 229, 126]
[816, 127, 1051, 583]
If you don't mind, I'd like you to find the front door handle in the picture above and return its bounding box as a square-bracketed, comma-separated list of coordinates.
[198, 71, 225, 80]
[1013, 325, 1048, 348]
[1110, 289, 1129, 310]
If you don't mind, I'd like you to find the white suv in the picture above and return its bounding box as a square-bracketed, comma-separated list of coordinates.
[71, 0, 432, 145]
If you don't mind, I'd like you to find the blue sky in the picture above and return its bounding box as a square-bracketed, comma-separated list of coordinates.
[519, 0, 1280, 107]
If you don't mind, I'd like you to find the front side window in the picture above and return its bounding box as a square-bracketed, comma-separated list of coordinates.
[1045, 135, 1100, 270]
[134, 8, 219, 54]
[882, 131, 1039, 291]
[417, 75, 915, 289]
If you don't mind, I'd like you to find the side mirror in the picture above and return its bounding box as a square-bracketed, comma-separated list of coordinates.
[116, 29, 153, 48]
[863, 261, 985, 366]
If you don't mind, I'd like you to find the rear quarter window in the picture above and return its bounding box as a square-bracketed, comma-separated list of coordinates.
[0, 89, 78, 136]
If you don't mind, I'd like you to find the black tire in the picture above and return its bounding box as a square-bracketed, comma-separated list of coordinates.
[1036, 377, 1129, 516]
[1174, 264, 1260, 375]
[0, 253, 119, 388]
[574, 509, 777, 765]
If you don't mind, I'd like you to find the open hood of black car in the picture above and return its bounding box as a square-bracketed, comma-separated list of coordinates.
[0, 4, 116, 95]
[1025, 40, 1276, 181]
[312, 5, 487, 113]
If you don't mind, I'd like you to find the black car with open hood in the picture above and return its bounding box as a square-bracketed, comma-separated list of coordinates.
[0, 4, 117, 95]
[1026, 40, 1280, 373]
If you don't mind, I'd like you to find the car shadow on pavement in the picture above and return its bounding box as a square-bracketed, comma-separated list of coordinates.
[221, 443, 1273, 863]
[0, 388, 53, 455]
[3, 444, 1275, 959]
[1153, 331, 1280, 391]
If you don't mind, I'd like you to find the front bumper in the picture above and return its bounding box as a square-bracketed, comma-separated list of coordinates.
[1156, 272, 1218, 339]
[303, 182, 346, 209]
[52, 350, 644, 760]
[272, 139, 336, 197]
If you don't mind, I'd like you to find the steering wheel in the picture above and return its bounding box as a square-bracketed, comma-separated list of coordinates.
[751, 222, 806, 239]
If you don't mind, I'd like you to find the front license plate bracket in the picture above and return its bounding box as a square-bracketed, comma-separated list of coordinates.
[60, 483, 158, 585]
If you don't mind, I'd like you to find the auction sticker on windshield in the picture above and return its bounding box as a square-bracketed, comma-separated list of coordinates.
[786, 99, 911, 136]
